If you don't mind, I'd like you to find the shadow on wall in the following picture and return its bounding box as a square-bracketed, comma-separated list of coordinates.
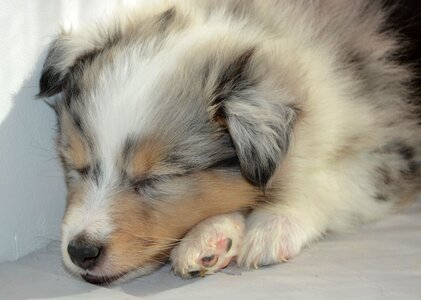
[0, 48, 66, 262]
[0, 0, 144, 264]
[0, 0, 109, 264]
[0, 53, 195, 300]
[0, 0, 72, 264]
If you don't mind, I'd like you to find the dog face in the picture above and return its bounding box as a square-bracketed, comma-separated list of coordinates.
[38, 5, 296, 284]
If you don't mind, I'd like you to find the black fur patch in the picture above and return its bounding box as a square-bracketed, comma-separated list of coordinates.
[209, 156, 240, 169]
[72, 114, 84, 132]
[384, 141, 416, 161]
[383, 0, 421, 82]
[73, 49, 102, 70]
[396, 144, 415, 161]
[38, 49, 101, 99]
[158, 7, 176, 31]
[76, 166, 91, 178]
[38, 66, 68, 98]
[212, 48, 255, 107]
[374, 193, 389, 202]
[383, 0, 421, 120]
[91, 161, 102, 185]
[207, 130, 240, 170]
[38, 33, 113, 99]
[249, 143, 275, 188]
[401, 161, 420, 180]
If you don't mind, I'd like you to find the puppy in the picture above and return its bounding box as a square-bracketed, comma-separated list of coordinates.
[38, 0, 420, 283]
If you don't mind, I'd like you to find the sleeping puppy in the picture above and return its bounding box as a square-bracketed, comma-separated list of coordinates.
[38, 0, 421, 284]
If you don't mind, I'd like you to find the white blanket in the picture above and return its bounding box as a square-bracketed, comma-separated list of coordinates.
[1, 200, 420, 300]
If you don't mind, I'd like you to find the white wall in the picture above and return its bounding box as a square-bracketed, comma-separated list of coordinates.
[0, 0, 140, 263]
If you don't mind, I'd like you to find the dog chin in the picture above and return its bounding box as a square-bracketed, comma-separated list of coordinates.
[62, 250, 159, 285]
[64, 263, 159, 285]
[81, 272, 128, 285]
[83, 265, 160, 285]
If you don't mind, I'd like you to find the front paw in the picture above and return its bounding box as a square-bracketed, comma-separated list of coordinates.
[170, 212, 245, 278]
[238, 211, 313, 268]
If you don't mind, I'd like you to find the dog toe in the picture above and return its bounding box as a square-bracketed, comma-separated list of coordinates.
[170, 212, 245, 278]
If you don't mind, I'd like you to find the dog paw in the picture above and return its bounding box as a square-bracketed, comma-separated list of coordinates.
[170, 212, 245, 278]
[237, 210, 312, 268]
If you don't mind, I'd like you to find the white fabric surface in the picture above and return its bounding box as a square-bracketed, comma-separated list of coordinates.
[1, 200, 420, 300]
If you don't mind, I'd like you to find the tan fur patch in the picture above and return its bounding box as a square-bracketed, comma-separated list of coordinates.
[105, 170, 259, 273]
[130, 137, 167, 177]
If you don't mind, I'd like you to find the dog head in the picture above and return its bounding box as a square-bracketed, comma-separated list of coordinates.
[38, 5, 297, 284]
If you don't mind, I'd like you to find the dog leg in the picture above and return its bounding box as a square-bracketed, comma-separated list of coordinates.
[170, 212, 245, 278]
[237, 207, 325, 268]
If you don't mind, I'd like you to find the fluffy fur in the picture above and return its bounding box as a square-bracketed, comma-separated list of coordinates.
[38, 0, 420, 283]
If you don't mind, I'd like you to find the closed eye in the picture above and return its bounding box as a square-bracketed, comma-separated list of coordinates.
[133, 176, 161, 194]
[132, 172, 188, 196]
[75, 166, 90, 177]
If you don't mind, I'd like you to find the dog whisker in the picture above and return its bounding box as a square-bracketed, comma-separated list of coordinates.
[39, 0, 420, 284]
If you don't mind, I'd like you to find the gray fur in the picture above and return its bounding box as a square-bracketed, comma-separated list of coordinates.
[37, 0, 421, 282]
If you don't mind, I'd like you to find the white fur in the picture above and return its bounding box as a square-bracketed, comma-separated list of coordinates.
[171, 212, 245, 277]
[40, 0, 420, 282]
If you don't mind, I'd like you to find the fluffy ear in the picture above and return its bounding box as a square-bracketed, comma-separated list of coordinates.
[38, 37, 69, 98]
[37, 31, 102, 98]
[212, 49, 298, 188]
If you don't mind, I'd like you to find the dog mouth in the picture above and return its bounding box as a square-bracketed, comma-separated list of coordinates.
[82, 272, 127, 285]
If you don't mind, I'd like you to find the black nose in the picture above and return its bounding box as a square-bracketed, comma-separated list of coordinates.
[67, 241, 102, 270]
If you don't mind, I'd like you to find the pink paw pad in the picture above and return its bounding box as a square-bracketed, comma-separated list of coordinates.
[189, 238, 234, 278]
[170, 212, 245, 278]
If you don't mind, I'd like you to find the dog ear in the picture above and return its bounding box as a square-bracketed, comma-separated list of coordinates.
[38, 36, 70, 98]
[37, 30, 105, 98]
[211, 49, 297, 188]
